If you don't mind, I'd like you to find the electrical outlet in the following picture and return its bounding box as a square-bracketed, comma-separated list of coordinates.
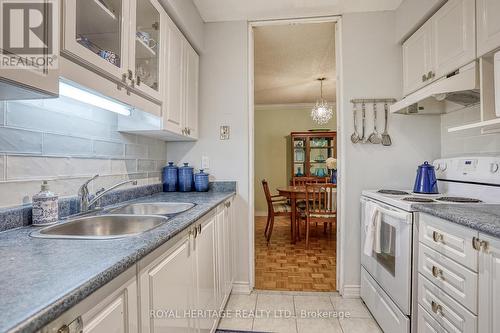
[201, 156, 210, 170]
[220, 126, 230, 140]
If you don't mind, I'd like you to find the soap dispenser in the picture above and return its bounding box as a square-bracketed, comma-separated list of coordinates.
[32, 180, 59, 225]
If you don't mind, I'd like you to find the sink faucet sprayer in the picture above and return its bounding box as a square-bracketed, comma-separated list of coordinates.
[78, 175, 138, 213]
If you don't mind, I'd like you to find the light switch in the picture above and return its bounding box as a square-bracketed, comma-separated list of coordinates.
[202, 156, 210, 170]
[220, 126, 230, 140]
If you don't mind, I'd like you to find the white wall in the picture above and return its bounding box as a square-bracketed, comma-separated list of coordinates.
[166, 21, 250, 287]
[340, 11, 441, 291]
[394, 0, 446, 43]
[160, 0, 205, 52]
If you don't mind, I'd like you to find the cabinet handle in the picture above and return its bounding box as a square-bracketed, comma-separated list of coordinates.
[198, 224, 202, 234]
[473, 237, 481, 250]
[57, 317, 82, 333]
[432, 231, 443, 243]
[431, 266, 444, 279]
[127, 69, 133, 81]
[194, 226, 198, 238]
[428, 71, 435, 79]
[136, 75, 141, 86]
[431, 301, 443, 315]
[187, 128, 191, 135]
[480, 240, 489, 252]
[422, 74, 427, 82]
[130, 79, 135, 89]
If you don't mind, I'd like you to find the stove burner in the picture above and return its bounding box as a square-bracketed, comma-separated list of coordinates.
[402, 197, 435, 203]
[378, 190, 410, 195]
[436, 197, 482, 203]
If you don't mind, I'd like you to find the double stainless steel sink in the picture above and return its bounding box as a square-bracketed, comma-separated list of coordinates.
[31, 202, 195, 240]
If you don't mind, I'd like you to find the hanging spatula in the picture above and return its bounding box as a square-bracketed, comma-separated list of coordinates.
[381, 103, 392, 146]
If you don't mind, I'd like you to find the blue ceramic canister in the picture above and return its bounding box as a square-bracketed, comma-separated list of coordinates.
[162, 162, 178, 192]
[194, 169, 210, 192]
[178, 163, 194, 192]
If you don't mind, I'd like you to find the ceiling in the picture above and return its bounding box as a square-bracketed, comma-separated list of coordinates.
[193, 0, 403, 22]
[254, 22, 335, 105]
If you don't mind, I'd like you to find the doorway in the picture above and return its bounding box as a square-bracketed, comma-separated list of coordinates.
[249, 18, 341, 292]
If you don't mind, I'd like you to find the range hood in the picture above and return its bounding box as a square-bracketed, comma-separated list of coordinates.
[391, 62, 480, 114]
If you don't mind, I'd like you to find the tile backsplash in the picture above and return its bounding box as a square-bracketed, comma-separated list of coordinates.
[441, 104, 500, 157]
[0, 99, 167, 208]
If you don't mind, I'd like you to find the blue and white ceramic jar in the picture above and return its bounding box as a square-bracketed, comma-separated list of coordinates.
[194, 169, 209, 192]
[178, 163, 194, 192]
[162, 162, 178, 192]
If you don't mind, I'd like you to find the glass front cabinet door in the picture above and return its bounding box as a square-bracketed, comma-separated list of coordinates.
[62, 0, 163, 101]
[130, 0, 164, 101]
[62, 0, 130, 81]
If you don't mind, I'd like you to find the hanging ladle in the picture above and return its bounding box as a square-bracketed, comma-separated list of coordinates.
[368, 102, 382, 144]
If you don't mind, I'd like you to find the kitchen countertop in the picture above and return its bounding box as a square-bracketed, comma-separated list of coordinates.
[0, 190, 235, 333]
[415, 204, 500, 238]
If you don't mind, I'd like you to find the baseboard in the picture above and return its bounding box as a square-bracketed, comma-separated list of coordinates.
[254, 211, 267, 217]
[341, 284, 360, 298]
[231, 281, 252, 295]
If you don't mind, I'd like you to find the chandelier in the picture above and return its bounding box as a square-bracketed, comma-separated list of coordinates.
[311, 78, 333, 125]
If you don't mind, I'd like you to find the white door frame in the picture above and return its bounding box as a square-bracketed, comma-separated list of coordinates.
[247, 16, 345, 293]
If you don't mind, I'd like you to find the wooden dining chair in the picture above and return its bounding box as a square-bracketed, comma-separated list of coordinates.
[292, 177, 328, 186]
[302, 183, 337, 248]
[262, 179, 292, 244]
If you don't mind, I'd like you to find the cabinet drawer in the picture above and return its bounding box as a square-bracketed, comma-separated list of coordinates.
[419, 213, 478, 271]
[418, 274, 477, 333]
[418, 305, 447, 333]
[419, 243, 477, 313]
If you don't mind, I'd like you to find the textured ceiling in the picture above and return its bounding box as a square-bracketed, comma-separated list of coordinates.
[193, 0, 403, 22]
[254, 22, 336, 105]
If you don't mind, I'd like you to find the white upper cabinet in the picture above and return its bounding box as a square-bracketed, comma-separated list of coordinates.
[62, 0, 164, 102]
[162, 17, 199, 140]
[163, 19, 185, 135]
[403, 25, 433, 95]
[62, 0, 130, 83]
[477, 0, 500, 57]
[130, 0, 164, 101]
[0, 0, 59, 99]
[185, 43, 200, 140]
[431, 0, 475, 79]
[402, 0, 475, 96]
[478, 234, 500, 333]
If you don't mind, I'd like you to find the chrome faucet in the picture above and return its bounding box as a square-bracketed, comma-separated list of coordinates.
[78, 175, 138, 213]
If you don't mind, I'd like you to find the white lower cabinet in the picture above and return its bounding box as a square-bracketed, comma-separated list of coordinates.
[42, 267, 138, 333]
[478, 234, 500, 333]
[417, 213, 500, 333]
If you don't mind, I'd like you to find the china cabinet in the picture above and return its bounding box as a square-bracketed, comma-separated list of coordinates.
[288, 131, 336, 181]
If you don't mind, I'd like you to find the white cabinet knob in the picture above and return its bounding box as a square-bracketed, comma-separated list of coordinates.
[490, 163, 499, 173]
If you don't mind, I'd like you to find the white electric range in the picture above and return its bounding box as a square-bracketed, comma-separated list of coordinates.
[360, 156, 500, 333]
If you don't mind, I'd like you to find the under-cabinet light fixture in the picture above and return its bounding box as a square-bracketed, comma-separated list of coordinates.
[59, 81, 132, 116]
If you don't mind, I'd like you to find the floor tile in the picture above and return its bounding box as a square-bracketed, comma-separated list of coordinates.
[330, 296, 371, 318]
[225, 294, 258, 312]
[294, 295, 334, 315]
[253, 317, 297, 333]
[217, 317, 254, 331]
[339, 318, 382, 333]
[296, 318, 342, 333]
[256, 294, 295, 315]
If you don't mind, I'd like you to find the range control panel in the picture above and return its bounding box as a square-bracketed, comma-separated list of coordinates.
[434, 156, 500, 185]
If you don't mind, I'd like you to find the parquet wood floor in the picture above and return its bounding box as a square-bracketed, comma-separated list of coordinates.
[254, 215, 336, 292]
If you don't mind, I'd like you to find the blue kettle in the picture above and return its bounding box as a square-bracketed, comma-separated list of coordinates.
[413, 161, 439, 194]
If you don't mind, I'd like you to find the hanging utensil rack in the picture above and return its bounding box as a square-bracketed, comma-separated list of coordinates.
[350, 98, 396, 146]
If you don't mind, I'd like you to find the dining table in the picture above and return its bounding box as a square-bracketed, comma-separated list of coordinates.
[276, 185, 337, 244]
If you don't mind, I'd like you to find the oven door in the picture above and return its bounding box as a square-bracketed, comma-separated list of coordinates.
[360, 197, 413, 315]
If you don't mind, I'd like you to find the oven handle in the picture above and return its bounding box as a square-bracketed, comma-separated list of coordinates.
[361, 197, 412, 224]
